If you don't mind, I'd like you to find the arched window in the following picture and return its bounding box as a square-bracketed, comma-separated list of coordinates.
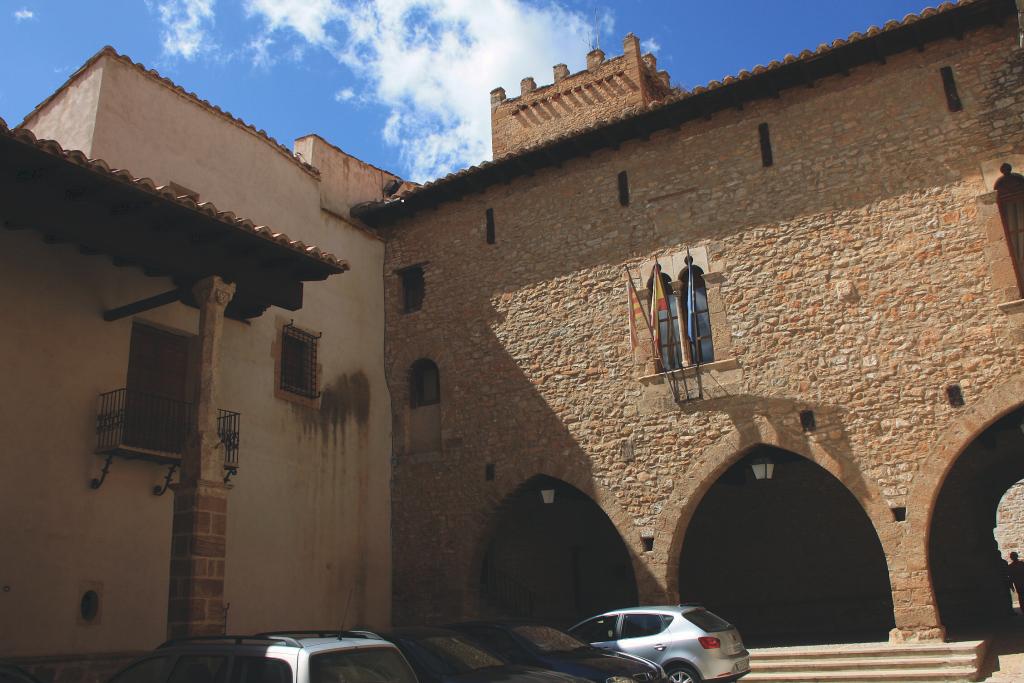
[410, 359, 440, 408]
[995, 163, 1024, 296]
[680, 265, 714, 364]
[646, 269, 682, 372]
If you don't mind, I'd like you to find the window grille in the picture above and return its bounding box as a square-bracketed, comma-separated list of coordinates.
[410, 359, 440, 408]
[996, 164, 1024, 297]
[400, 266, 425, 313]
[280, 322, 320, 398]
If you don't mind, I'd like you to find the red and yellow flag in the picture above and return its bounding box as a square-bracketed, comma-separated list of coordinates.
[650, 260, 672, 362]
[625, 270, 651, 359]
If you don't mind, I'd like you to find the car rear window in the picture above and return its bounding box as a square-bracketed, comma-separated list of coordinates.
[230, 657, 292, 683]
[167, 656, 229, 683]
[682, 609, 731, 632]
[310, 647, 417, 683]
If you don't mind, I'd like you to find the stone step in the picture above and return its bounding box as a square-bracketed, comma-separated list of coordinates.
[752, 654, 978, 673]
[742, 669, 978, 683]
[750, 640, 984, 662]
[742, 640, 986, 683]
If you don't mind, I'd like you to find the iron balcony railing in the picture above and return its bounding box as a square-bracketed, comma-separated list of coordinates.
[96, 388, 240, 468]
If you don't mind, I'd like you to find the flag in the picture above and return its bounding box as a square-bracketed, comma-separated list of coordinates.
[686, 257, 696, 363]
[650, 260, 674, 370]
[625, 270, 650, 358]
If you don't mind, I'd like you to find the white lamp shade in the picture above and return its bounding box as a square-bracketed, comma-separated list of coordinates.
[540, 489, 555, 504]
[751, 457, 775, 481]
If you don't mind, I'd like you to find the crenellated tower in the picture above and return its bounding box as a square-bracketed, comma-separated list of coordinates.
[490, 33, 672, 158]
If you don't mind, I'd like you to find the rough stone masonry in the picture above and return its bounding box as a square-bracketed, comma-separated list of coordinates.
[363, 2, 1024, 643]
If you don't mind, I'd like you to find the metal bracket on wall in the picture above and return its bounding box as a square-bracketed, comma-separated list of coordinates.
[89, 454, 115, 490]
[153, 463, 179, 496]
[223, 467, 238, 485]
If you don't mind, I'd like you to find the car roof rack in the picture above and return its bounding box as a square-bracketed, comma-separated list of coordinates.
[158, 635, 302, 649]
[256, 630, 378, 641]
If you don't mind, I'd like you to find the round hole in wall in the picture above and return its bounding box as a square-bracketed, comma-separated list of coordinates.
[80, 590, 99, 621]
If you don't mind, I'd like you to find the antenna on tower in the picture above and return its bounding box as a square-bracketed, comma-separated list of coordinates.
[593, 9, 600, 51]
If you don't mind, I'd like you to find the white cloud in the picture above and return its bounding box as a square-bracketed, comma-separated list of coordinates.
[156, 0, 216, 60]
[14, 8, 34, 21]
[334, 87, 355, 102]
[247, 34, 275, 68]
[642, 37, 660, 54]
[244, 0, 609, 182]
[243, 0, 343, 47]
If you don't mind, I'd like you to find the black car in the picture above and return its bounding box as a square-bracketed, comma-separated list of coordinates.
[374, 627, 590, 683]
[447, 622, 664, 683]
[0, 665, 41, 683]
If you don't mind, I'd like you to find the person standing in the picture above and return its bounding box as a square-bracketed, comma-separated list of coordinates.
[1008, 552, 1024, 614]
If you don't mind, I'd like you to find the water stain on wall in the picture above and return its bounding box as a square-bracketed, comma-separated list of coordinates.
[296, 371, 371, 449]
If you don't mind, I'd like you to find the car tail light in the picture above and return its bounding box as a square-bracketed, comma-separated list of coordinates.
[697, 637, 721, 649]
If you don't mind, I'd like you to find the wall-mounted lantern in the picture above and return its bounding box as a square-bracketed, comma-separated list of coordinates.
[540, 489, 555, 504]
[750, 456, 775, 481]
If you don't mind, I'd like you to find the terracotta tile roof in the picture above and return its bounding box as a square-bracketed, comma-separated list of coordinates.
[0, 114, 348, 271]
[357, 0, 1011, 225]
[18, 46, 320, 178]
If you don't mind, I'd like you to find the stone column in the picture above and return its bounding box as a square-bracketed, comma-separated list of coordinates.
[167, 276, 236, 639]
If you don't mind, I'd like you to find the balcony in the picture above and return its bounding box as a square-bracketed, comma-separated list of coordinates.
[93, 388, 240, 489]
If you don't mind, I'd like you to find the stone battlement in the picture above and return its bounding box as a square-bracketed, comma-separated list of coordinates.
[490, 33, 672, 158]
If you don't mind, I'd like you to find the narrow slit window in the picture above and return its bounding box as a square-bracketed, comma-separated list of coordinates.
[486, 208, 495, 244]
[940, 66, 963, 112]
[618, 171, 630, 206]
[758, 123, 773, 167]
[281, 323, 320, 398]
[411, 359, 440, 408]
[400, 266, 425, 313]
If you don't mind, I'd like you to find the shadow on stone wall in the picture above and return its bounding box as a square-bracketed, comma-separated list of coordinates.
[931, 407, 1024, 633]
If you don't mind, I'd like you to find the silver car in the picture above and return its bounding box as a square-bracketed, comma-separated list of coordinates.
[569, 606, 750, 683]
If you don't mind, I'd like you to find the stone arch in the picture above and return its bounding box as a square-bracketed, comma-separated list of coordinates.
[904, 373, 1024, 633]
[906, 373, 1024, 541]
[658, 415, 897, 602]
[464, 462, 650, 622]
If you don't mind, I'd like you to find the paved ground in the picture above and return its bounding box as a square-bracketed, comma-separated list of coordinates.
[956, 616, 1024, 681]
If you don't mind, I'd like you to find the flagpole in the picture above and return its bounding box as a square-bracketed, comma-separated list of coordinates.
[686, 251, 703, 399]
[626, 265, 680, 404]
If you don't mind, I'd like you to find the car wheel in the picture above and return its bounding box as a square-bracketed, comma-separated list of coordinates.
[666, 666, 701, 683]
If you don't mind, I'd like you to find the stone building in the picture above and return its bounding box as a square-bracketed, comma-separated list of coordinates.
[1, 48, 398, 679]
[353, 0, 1024, 645]
[7, 0, 1024, 678]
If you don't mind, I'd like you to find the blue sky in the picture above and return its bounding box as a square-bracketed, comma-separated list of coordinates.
[2, 1, 942, 182]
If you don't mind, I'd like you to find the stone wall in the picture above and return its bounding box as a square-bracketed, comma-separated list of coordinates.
[996, 481, 1024, 554]
[385, 20, 1024, 638]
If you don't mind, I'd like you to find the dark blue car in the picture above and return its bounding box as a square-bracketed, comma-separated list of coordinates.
[447, 622, 664, 683]
[376, 627, 591, 683]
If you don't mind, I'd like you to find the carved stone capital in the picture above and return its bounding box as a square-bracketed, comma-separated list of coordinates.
[192, 276, 236, 309]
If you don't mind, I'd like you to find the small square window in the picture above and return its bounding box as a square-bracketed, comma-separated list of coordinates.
[401, 266, 425, 313]
[280, 323, 320, 398]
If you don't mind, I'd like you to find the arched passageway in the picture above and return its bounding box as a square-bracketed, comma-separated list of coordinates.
[480, 475, 638, 626]
[930, 407, 1024, 632]
[678, 446, 895, 646]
